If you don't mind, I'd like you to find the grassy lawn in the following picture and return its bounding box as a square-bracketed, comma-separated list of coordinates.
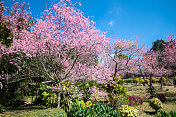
[0, 106, 66, 117]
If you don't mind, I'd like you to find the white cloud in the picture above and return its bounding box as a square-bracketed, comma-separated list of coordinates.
[108, 20, 115, 26]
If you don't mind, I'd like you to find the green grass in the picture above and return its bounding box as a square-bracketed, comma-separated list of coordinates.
[0, 106, 67, 117]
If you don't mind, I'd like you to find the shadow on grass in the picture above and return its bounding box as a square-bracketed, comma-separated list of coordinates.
[8, 104, 47, 111]
[145, 110, 157, 115]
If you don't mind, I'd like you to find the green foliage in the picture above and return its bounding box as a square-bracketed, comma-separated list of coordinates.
[60, 80, 74, 112]
[119, 105, 139, 117]
[0, 54, 19, 76]
[159, 77, 166, 82]
[157, 110, 176, 117]
[0, 104, 6, 112]
[0, 81, 25, 108]
[110, 94, 129, 109]
[116, 79, 125, 85]
[74, 99, 92, 109]
[135, 78, 140, 83]
[34, 84, 57, 108]
[151, 39, 166, 52]
[113, 85, 126, 95]
[117, 53, 128, 60]
[75, 79, 95, 101]
[149, 97, 163, 111]
[41, 91, 57, 108]
[124, 79, 135, 83]
[68, 101, 119, 117]
[61, 98, 73, 113]
[106, 76, 127, 96]
[140, 79, 145, 83]
[152, 78, 159, 83]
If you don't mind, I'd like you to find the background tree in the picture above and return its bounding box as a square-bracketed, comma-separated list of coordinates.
[106, 39, 143, 77]
[151, 39, 166, 52]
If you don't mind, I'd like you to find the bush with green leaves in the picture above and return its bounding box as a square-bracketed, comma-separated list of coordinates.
[73, 99, 92, 109]
[34, 84, 57, 108]
[149, 97, 163, 111]
[75, 79, 95, 101]
[109, 94, 129, 109]
[41, 91, 57, 108]
[68, 101, 119, 117]
[157, 110, 176, 117]
[118, 105, 139, 117]
[124, 79, 135, 83]
[60, 80, 75, 112]
[0, 104, 6, 112]
[106, 82, 127, 96]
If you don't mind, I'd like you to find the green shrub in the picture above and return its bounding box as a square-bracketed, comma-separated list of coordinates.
[140, 79, 145, 83]
[75, 79, 94, 101]
[113, 85, 126, 95]
[135, 78, 140, 83]
[0, 104, 6, 112]
[152, 78, 159, 83]
[61, 98, 73, 113]
[144, 78, 149, 84]
[119, 105, 139, 117]
[157, 110, 176, 117]
[124, 79, 135, 83]
[149, 97, 163, 112]
[159, 77, 166, 82]
[41, 91, 57, 108]
[34, 84, 57, 107]
[74, 99, 92, 109]
[106, 83, 127, 96]
[117, 79, 125, 84]
[110, 94, 129, 109]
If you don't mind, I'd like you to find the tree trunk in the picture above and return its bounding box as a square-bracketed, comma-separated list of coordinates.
[57, 82, 62, 108]
[149, 75, 152, 87]
[160, 77, 163, 89]
[57, 91, 61, 108]
[114, 63, 118, 77]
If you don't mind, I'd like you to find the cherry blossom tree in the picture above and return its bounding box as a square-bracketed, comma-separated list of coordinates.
[162, 35, 176, 85]
[1, 0, 110, 108]
[141, 50, 170, 89]
[163, 35, 176, 76]
[106, 39, 143, 78]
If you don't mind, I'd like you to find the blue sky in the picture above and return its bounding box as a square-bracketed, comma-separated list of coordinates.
[5, 0, 176, 48]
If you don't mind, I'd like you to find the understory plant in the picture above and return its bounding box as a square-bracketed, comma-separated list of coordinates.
[127, 95, 143, 106]
[149, 97, 163, 112]
[157, 110, 176, 117]
[157, 94, 167, 102]
[119, 105, 139, 117]
[68, 101, 119, 117]
[110, 94, 129, 109]
[0, 104, 6, 112]
[75, 79, 95, 102]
